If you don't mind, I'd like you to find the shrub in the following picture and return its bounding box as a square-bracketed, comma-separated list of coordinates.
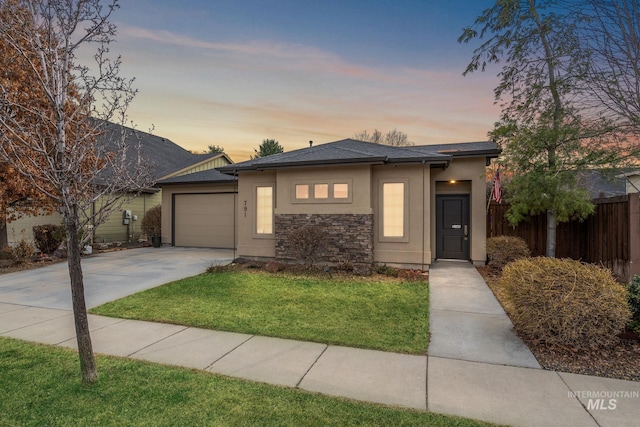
[377, 263, 399, 277]
[141, 205, 161, 237]
[286, 225, 328, 265]
[10, 239, 35, 264]
[628, 275, 640, 324]
[500, 257, 631, 349]
[32, 224, 65, 254]
[1, 245, 14, 260]
[486, 235, 530, 271]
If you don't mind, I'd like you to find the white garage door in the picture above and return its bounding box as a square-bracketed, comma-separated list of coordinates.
[174, 193, 235, 248]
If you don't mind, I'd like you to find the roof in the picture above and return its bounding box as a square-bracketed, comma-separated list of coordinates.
[157, 168, 237, 185]
[576, 169, 629, 198]
[218, 139, 500, 173]
[95, 119, 225, 181]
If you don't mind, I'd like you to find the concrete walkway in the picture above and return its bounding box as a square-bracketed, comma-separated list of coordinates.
[428, 260, 540, 368]
[1, 259, 639, 426]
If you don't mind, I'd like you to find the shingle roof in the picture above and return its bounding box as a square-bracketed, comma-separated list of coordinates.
[576, 169, 629, 198]
[157, 169, 237, 185]
[95, 120, 220, 181]
[218, 139, 500, 173]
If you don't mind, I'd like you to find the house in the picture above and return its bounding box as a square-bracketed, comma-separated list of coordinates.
[619, 170, 640, 194]
[160, 139, 500, 270]
[5, 120, 232, 246]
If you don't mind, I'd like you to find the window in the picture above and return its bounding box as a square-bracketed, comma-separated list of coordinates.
[314, 183, 329, 199]
[295, 184, 309, 199]
[292, 179, 352, 203]
[383, 182, 405, 238]
[256, 186, 273, 235]
[334, 183, 349, 199]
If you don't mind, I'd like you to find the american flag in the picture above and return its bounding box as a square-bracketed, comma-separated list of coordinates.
[492, 168, 503, 203]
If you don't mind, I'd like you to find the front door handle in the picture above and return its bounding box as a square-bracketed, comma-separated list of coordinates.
[464, 225, 468, 237]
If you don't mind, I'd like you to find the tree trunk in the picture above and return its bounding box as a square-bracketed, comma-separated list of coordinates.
[0, 218, 7, 248]
[66, 218, 98, 384]
[546, 209, 557, 258]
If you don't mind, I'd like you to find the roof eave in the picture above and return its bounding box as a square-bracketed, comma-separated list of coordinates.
[386, 156, 451, 165]
[219, 156, 389, 173]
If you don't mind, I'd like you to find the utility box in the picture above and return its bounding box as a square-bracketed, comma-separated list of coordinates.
[123, 209, 132, 225]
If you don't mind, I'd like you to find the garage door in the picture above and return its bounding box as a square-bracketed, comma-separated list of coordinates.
[174, 193, 235, 248]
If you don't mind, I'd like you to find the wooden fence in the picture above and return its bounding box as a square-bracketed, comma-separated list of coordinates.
[487, 194, 640, 281]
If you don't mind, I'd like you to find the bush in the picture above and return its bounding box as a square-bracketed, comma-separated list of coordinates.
[377, 263, 399, 277]
[486, 235, 530, 271]
[8, 239, 36, 264]
[286, 225, 328, 265]
[141, 205, 161, 237]
[628, 275, 640, 324]
[500, 257, 631, 349]
[32, 224, 65, 254]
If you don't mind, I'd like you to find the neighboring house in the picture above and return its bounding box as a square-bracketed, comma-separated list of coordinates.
[618, 170, 640, 194]
[160, 139, 500, 270]
[576, 169, 628, 199]
[6, 121, 232, 245]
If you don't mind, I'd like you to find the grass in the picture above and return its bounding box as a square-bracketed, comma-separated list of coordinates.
[90, 270, 429, 354]
[0, 337, 499, 427]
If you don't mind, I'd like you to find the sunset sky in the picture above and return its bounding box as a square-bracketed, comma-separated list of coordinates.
[109, 0, 501, 161]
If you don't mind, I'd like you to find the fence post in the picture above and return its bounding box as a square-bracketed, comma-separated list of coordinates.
[629, 194, 640, 281]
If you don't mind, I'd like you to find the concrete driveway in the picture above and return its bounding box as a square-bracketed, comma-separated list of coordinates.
[0, 247, 234, 310]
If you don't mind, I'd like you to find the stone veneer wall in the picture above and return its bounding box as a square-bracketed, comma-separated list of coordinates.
[275, 214, 374, 264]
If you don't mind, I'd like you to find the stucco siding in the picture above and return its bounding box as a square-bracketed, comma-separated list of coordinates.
[372, 164, 431, 269]
[234, 171, 276, 258]
[275, 165, 372, 215]
[431, 157, 487, 265]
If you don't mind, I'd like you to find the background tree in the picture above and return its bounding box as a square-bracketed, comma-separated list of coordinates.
[582, 0, 640, 130]
[0, 0, 151, 383]
[206, 144, 225, 154]
[459, 0, 638, 257]
[252, 138, 284, 159]
[353, 128, 413, 146]
[0, 3, 56, 247]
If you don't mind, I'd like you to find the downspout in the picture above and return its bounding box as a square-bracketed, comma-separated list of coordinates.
[233, 170, 238, 261]
[422, 160, 426, 271]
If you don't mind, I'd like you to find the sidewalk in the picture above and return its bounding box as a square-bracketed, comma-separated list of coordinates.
[1, 263, 639, 426]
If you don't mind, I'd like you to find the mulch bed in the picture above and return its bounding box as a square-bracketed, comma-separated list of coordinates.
[477, 266, 640, 382]
[0, 242, 150, 275]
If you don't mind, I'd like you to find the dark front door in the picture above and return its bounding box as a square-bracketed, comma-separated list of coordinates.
[436, 195, 470, 260]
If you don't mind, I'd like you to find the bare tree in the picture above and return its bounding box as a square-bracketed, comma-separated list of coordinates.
[354, 129, 384, 144]
[353, 128, 413, 146]
[0, 0, 151, 383]
[583, 0, 640, 130]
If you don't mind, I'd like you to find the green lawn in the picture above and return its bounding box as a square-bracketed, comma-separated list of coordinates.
[0, 338, 498, 427]
[90, 270, 429, 354]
